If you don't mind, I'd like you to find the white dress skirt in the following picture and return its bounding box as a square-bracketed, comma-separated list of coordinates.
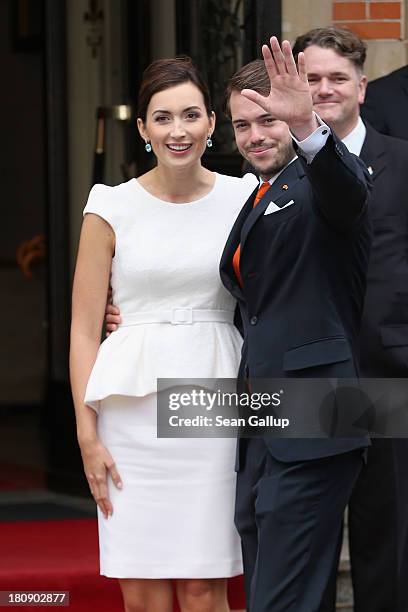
[82, 172, 259, 578]
[97, 394, 242, 578]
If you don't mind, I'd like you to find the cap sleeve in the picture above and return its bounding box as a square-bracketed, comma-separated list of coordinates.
[242, 172, 259, 190]
[83, 183, 117, 232]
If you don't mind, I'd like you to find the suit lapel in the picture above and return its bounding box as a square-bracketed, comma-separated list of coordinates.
[219, 184, 258, 301]
[360, 122, 387, 181]
[220, 159, 305, 299]
[240, 159, 304, 252]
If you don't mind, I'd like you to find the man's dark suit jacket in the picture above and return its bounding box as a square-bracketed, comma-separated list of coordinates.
[220, 132, 372, 463]
[358, 122, 408, 376]
[362, 65, 408, 140]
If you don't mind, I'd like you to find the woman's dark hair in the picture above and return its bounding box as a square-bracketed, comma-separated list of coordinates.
[137, 56, 212, 122]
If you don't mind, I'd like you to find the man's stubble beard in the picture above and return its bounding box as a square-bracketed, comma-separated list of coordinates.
[248, 141, 296, 180]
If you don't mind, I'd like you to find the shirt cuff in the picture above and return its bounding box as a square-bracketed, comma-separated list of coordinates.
[290, 112, 331, 164]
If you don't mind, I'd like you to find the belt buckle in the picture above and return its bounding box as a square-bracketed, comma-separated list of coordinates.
[171, 307, 193, 324]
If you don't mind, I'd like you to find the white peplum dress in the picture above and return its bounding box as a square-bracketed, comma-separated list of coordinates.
[83, 172, 258, 579]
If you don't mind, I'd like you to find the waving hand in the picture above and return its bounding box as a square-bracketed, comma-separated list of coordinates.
[241, 37, 318, 139]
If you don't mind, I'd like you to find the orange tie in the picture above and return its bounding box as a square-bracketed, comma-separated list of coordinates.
[232, 182, 270, 287]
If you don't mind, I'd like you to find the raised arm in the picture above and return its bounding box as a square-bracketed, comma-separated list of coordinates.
[70, 214, 122, 517]
[242, 37, 371, 229]
[295, 132, 371, 230]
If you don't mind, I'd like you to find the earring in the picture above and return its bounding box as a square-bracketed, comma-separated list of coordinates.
[206, 136, 213, 148]
[145, 141, 152, 153]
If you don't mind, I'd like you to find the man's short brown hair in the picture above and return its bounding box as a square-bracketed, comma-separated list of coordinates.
[292, 27, 367, 72]
[223, 59, 269, 117]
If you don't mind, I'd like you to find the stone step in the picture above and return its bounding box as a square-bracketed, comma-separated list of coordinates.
[336, 514, 353, 610]
[336, 558, 353, 610]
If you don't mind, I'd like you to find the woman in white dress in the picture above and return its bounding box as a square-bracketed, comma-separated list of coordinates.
[70, 56, 257, 612]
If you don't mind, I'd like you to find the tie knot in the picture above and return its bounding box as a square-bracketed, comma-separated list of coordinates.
[254, 181, 270, 207]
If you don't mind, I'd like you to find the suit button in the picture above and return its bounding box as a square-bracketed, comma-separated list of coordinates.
[250, 316, 258, 325]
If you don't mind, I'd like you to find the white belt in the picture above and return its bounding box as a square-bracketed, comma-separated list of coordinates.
[120, 308, 234, 326]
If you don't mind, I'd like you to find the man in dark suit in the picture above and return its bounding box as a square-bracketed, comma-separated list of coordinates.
[292, 26, 408, 612]
[219, 37, 371, 611]
[362, 64, 408, 139]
